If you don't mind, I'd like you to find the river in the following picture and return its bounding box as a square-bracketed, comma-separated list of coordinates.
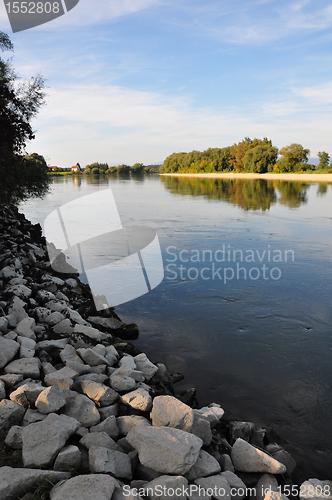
[20, 173, 332, 482]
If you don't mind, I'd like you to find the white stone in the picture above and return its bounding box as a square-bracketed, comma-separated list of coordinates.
[0, 266, 18, 279]
[0, 317, 8, 333]
[117, 415, 151, 435]
[6, 284, 32, 298]
[185, 450, 221, 480]
[127, 425, 203, 474]
[81, 380, 118, 407]
[50, 473, 116, 500]
[111, 366, 145, 382]
[0, 337, 20, 369]
[53, 318, 73, 334]
[61, 390, 101, 427]
[4, 357, 41, 379]
[134, 353, 158, 381]
[22, 408, 47, 426]
[122, 388, 152, 412]
[60, 344, 84, 365]
[89, 446, 132, 479]
[45, 299, 68, 312]
[35, 385, 67, 414]
[74, 324, 102, 341]
[54, 444, 82, 471]
[0, 467, 70, 500]
[22, 413, 80, 468]
[67, 307, 88, 325]
[17, 336, 36, 349]
[16, 317, 35, 335]
[36, 290, 56, 303]
[151, 395, 194, 431]
[231, 438, 286, 474]
[119, 355, 136, 369]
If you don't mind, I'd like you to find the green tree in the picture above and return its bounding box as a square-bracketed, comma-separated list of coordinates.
[317, 151, 330, 169]
[131, 162, 145, 174]
[229, 138, 271, 172]
[277, 143, 310, 172]
[0, 31, 49, 203]
[117, 164, 130, 174]
[244, 143, 278, 173]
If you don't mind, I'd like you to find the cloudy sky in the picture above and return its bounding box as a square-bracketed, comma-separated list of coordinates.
[1, 0, 332, 167]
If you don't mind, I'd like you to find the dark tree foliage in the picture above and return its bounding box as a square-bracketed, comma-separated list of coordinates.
[0, 31, 49, 204]
[244, 143, 278, 173]
[317, 151, 330, 169]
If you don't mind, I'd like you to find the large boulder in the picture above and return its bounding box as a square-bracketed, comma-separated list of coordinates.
[0, 338, 20, 369]
[61, 390, 101, 427]
[231, 438, 286, 474]
[122, 388, 152, 412]
[89, 446, 132, 479]
[50, 474, 117, 500]
[0, 467, 70, 500]
[185, 450, 221, 481]
[4, 357, 41, 379]
[127, 425, 203, 474]
[0, 400, 25, 440]
[151, 395, 194, 432]
[22, 413, 80, 468]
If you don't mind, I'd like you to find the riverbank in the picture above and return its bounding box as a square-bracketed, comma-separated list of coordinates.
[0, 204, 330, 499]
[160, 172, 332, 182]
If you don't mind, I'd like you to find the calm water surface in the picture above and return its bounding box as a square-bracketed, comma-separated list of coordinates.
[20, 174, 332, 481]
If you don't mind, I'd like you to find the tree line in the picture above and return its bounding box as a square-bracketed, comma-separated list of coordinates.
[160, 138, 331, 174]
[82, 163, 160, 175]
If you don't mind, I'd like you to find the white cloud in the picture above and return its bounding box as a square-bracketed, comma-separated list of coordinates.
[293, 81, 332, 104]
[28, 83, 332, 166]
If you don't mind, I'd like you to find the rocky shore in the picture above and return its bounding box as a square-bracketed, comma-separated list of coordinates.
[0, 204, 330, 500]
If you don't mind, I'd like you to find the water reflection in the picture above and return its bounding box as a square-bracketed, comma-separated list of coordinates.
[160, 176, 317, 211]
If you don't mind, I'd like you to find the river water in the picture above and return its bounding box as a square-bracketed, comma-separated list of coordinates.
[20, 174, 332, 481]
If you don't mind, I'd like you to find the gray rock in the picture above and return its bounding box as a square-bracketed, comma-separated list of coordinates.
[45, 311, 66, 326]
[0, 467, 70, 500]
[77, 348, 108, 366]
[110, 374, 136, 392]
[0, 266, 18, 279]
[191, 414, 212, 446]
[67, 307, 88, 325]
[66, 361, 91, 375]
[0, 399, 25, 439]
[145, 475, 188, 500]
[6, 284, 32, 299]
[22, 409, 47, 426]
[220, 471, 247, 500]
[36, 290, 56, 303]
[272, 450, 296, 475]
[219, 454, 235, 473]
[194, 475, 231, 500]
[80, 431, 122, 451]
[88, 315, 123, 330]
[34, 306, 52, 323]
[112, 366, 145, 382]
[99, 403, 119, 420]
[61, 390, 101, 427]
[119, 355, 136, 369]
[74, 324, 102, 341]
[117, 415, 151, 435]
[231, 438, 286, 474]
[53, 318, 73, 335]
[42, 362, 56, 376]
[4, 357, 41, 379]
[185, 450, 221, 481]
[256, 474, 279, 500]
[89, 446, 132, 479]
[0, 380, 5, 401]
[194, 405, 225, 428]
[22, 413, 80, 468]
[45, 300, 68, 312]
[44, 366, 78, 390]
[53, 445, 82, 471]
[264, 493, 289, 500]
[60, 344, 83, 365]
[151, 395, 194, 432]
[0, 337, 20, 369]
[122, 388, 152, 412]
[4, 424, 23, 449]
[81, 380, 118, 407]
[75, 373, 109, 385]
[0, 317, 8, 333]
[10, 382, 44, 408]
[36, 338, 69, 350]
[134, 353, 158, 381]
[127, 425, 203, 474]
[49, 473, 116, 500]
[35, 385, 67, 414]
[90, 415, 120, 439]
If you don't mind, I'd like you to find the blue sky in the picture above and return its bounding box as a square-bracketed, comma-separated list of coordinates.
[1, 0, 332, 167]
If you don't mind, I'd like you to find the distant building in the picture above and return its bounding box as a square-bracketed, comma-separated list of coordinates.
[48, 165, 57, 170]
[71, 164, 81, 172]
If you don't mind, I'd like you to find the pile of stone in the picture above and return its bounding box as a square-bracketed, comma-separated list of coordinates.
[0, 204, 331, 500]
